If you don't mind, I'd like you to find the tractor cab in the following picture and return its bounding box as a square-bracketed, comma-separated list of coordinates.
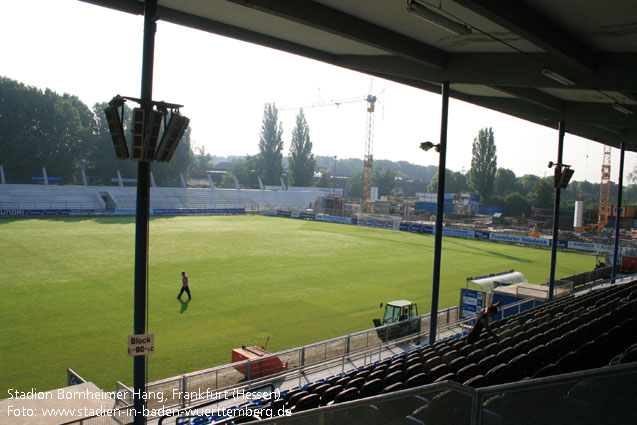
[382, 300, 419, 325]
[373, 300, 420, 342]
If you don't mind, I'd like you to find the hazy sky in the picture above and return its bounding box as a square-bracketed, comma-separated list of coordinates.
[1, 0, 634, 184]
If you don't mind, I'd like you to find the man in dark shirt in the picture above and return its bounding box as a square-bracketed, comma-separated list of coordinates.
[177, 271, 191, 301]
[466, 301, 501, 344]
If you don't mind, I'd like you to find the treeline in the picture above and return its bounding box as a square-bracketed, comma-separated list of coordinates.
[0, 77, 192, 186]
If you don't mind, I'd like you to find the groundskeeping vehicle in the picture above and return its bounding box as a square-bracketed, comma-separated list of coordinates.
[373, 300, 420, 342]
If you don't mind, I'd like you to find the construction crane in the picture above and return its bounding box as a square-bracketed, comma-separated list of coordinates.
[279, 90, 379, 212]
[583, 145, 612, 232]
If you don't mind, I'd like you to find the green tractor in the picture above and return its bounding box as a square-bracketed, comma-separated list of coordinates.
[373, 300, 421, 342]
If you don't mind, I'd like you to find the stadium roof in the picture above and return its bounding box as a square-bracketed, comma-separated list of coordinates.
[81, 0, 637, 151]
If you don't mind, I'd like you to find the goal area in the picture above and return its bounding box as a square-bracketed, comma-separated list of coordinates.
[355, 213, 402, 232]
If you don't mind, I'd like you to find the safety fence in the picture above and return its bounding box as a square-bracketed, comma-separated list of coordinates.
[246, 362, 637, 425]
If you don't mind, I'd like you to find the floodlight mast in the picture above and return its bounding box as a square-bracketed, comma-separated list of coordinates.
[133, 1, 156, 424]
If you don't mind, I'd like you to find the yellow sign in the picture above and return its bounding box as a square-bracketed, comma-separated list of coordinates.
[127, 333, 155, 357]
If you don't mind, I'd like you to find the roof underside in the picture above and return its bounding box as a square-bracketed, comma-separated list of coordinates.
[81, 0, 637, 151]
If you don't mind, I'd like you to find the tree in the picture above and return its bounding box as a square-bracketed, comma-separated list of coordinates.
[373, 169, 397, 197]
[257, 103, 284, 185]
[427, 169, 469, 193]
[518, 174, 540, 197]
[288, 109, 316, 187]
[468, 127, 497, 202]
[346, 172, 364, 198]
[193, 145, 212, 169]
[529, 178, 554, 208]
[0, 77, 95, 184]
[315, 171, 332, 188]
[503, 192, 531, 217]
[219, 172, 236, 188]
[232, 155, 260, 187]
[494, 168, 518, 196]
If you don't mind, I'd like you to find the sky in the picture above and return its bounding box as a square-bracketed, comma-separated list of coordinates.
[1, 0, 634, 184]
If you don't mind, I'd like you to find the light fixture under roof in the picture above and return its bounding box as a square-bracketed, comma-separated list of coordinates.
[612, 103, 633, 115]
[541, 68, 575, 86]
[407, 0, 471, 36]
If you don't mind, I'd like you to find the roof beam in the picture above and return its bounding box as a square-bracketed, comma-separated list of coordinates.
[226, 0, 446, 69]
[453, 0, 596, 73]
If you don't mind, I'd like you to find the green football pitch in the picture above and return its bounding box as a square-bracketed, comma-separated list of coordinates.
[0, 215, 594, 393]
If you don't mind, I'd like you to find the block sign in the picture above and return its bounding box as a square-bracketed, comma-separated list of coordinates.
[128, 333, 155, 357]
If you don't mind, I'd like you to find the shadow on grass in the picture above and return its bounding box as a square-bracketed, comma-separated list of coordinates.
[178, 298, 190, 314]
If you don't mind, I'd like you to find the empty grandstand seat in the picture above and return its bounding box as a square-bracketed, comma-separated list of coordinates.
[358, 378, 383, 398]
[383, 370, 404, 387]
[346, 377, 366, 390]
[427, 364, 451, 382]
[410, 389, 471, 425]
[466, 348, 486, 365]
[483, 342, 500, 357]
[334, 376, 351, 387]
[448, 356, 467, 373]
[319, 385, 343, 406]
[555, 351, 577, 374]
[404, 373, 428, 389]
[404, 362, 424, 379]
[442, 349, 459, 364]
[304, 381, 324, 393]
[283, 388, 304, 403]
[456, 363, 478, 384]
[333, 387, 358, 404]
[434, 372, 457, 383]
[287, 390, 309, 408]
[367, 369, 386, 382]
[459, 344, 473, 358]
[496, 346, 515, 364]
[381, 381, 404, 394]
[506, 353, 530, 381]
[311, 383, 330, 396]
[463, 374, 486, 388]
[485, 363, 508, 386]
[532, 362, 557, 378]
[424, 355, 443, 370]
[292, 393, 320, 412]
[477, 354, 498, 375]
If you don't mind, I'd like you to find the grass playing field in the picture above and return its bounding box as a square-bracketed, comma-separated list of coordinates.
[0, 215, 595, 393]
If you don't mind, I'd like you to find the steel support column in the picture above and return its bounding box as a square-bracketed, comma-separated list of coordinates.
[429, 82, 449, 345]
[611, 142, 625, 283]
[548, 121, 565, 301]
[134, 1, 157, 424]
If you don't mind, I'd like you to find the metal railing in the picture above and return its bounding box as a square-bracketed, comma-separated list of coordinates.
[247, 362, 637, 425]
[67, 368, 87, 386]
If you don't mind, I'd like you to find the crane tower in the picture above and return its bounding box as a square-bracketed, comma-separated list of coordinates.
[362, 94, 377, 213]
[597, 145, 612, 231]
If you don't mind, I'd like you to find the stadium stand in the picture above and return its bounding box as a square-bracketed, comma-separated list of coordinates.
[0, 184, 330, 212]
[175, 279, 637, 424]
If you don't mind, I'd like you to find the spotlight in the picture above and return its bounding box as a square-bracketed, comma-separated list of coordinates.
[420, 141, 440, 152]
[104, 105, 129, 159]
[559, 167, 575, 189]
[155, 113, 190, 162]
[143, 110, 164, 161]
[131, 108, 145, 160]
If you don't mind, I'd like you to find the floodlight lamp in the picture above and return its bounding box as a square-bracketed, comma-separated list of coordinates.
[155, 113, 190, 162]
[560, 167, 575, 189]
[420, 141, 439, 152]
[131, 108, 145, 160]
[143, 109, 164, 161]
[406, 0, 471, 36]
[104, 105, 129, 160]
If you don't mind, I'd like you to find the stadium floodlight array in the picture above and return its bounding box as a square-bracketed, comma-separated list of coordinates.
[155, 113, 190, 163]
[104, 96, 129, 160]
[103, 95, 189, 163]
